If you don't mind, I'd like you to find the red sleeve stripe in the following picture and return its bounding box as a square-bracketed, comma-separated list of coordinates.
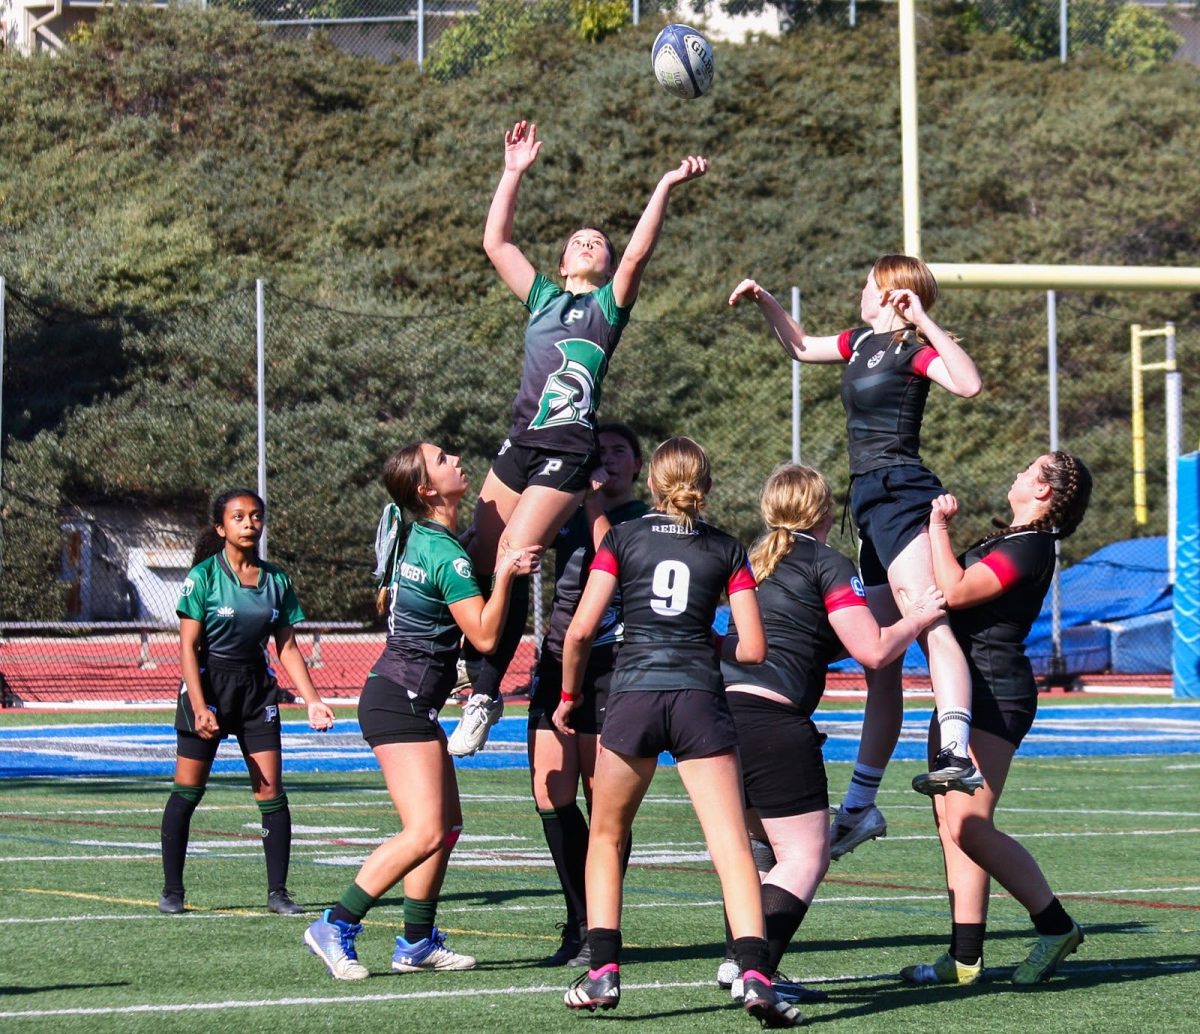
[980, 550, 1020, 589]
[837, 329, 853, 360]
[727, 563, 757, 595]
[912, 345, 938, 377]
[590, 548, 619, 576]
[825, 586, 869, 613]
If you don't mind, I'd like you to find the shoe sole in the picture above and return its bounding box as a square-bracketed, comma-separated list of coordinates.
[743, 997, 804, 1028]
[1012, 928, 1084, 985]
[304, 930, 369, 981]
[391, 958, 477, 972]
[911, 774, 984, 797]
[565, 996, 619, 1012]
[830, 824, 887, 860]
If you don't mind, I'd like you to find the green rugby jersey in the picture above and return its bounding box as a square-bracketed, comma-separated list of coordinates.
[371, 519, 481, 690]
[177, 552, 305, 667]
[506, 273, 632, 455]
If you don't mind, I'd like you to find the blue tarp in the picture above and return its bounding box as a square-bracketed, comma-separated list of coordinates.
[825, 536, 1172, 676]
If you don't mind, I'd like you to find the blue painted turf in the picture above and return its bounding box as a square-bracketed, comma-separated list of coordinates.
[1, 704, 1198, 778]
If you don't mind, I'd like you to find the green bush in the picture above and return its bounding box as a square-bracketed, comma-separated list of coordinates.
[426, 0, 569, 81]
[1105, 5, 1182, 72]
[572, 0, 632, 43]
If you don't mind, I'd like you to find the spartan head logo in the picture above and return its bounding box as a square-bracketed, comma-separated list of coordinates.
[529, 339, 608, 430]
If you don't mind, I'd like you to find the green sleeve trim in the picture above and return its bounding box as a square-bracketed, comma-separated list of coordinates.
[525, 272, 561, 314]
[595, 280, 632, 330]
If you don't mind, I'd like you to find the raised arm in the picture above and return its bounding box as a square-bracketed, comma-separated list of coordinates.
[483, 120, 540, 301]
[727, 279, 846, 363]
[610, 155, 708, 308]
[888, 288, 982, 398]
[928, 494, 1005, 608]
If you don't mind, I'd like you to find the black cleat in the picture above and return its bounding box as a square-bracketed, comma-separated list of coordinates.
[158, 890, 186, 914]
[268, 889, 305, 915]
[564, 965, 620, 1011]
[542, 922, 585, 967]
[739, 972, 805, 1028]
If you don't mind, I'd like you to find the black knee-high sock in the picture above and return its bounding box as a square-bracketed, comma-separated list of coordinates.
[257, 793, 292, 893]
[161, 783, 205, 895]
[471, 575, 529, 700]
[762, 884, 809, 974]
[538, 804, 589, 929]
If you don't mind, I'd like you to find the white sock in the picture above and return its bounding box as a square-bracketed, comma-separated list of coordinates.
[842, 763, 886, 811]
[938, 708, 972, 758]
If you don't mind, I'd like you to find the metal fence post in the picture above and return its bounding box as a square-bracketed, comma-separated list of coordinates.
[0, 275, 6, 519]
[417, 0, 425, 72]
[1167, 322, 1181, 583]
[791, 286, 801, 464]
[1060, 0, 1068, 63]
[1047, 290, 1062, 669]
[632, 0, 639, 27]
[257, 279, 269, 560]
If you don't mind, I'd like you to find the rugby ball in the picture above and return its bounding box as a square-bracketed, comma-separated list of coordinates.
[651, 23, 715, 100]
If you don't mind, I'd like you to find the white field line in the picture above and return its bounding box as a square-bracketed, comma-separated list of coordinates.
[4, 824, 1200, 866]
[2, 960, 1197, 1020]
[6, 884, 1200, 927]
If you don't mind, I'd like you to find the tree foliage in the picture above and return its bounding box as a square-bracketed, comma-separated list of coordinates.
[3, 5, 1200, 620]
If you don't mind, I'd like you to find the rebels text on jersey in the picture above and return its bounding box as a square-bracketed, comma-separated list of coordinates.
[507, 274, 632, 455]
[590, 512, 756, 694]
[837, 327, 938, 477]
[722, 533, 868, 716]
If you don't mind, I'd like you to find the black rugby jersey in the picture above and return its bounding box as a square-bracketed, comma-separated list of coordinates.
[590, 512, 756, 694]
[722, 533, 867, 716]
[837, 327, 937, 476]
[507, 273, 632, 455]
[950, 529, 1057, 701]
[543, 498, 650, 659]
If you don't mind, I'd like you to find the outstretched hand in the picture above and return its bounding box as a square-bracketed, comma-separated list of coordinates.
[728, 278, 766, 307]
[930, 493, 959, 527]
[504, 120, 542, 174]
[662, 154, 708, 188]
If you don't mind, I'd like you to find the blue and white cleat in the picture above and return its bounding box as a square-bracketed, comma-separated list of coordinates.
[304, 909, 370, 980]
[391, 926, 477, 972]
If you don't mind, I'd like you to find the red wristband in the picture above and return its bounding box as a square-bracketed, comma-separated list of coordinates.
[560, 691, 580, 703]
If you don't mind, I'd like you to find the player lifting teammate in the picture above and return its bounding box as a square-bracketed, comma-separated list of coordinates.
[159, 489, 335, 916]
[730, 256, 984, 860]
[303, 443, 538, 980]
[716, 464, 944, 1001]
[448, 120, 708, 757]
[901, 452, 1092, 987]
[553, 437, 801, 1028]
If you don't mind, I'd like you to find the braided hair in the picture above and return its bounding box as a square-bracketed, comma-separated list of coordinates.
[978, 452, 1093, 547]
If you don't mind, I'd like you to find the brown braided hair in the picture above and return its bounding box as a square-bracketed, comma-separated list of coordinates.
[978, 452, 1093, 547]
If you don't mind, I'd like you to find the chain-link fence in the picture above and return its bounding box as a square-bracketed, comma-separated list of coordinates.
[196, 0, 1186, 68]
[0, 275, 1189, 704]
